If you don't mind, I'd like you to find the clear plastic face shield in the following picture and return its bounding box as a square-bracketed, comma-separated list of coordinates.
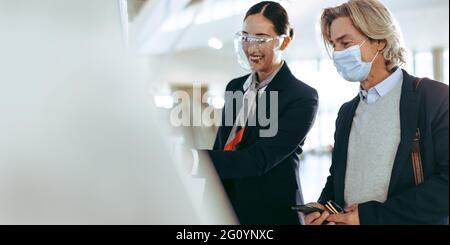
[234, 32, 287, 71]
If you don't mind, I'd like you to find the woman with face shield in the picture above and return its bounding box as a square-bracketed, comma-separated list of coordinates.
[202, 1, 319, 225]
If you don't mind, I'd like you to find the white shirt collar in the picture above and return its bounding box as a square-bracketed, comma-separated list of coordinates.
[359, 68, 403, 104]
[243, 61, 284, 92]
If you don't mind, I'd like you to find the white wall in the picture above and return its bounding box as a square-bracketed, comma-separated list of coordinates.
[0, 0, 235, 224]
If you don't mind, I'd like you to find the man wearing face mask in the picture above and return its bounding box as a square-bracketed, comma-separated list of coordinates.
[300, 0, 448, 225]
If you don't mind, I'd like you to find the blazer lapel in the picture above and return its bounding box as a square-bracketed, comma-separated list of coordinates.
[220, 77, 247, 149]
[388, 69, 418, 195]
[238, 63, 289, 148]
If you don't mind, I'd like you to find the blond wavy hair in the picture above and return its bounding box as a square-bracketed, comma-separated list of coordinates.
[320, 0, 406, 70]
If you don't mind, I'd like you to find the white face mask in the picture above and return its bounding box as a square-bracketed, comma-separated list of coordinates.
[332, 39, 379, 82]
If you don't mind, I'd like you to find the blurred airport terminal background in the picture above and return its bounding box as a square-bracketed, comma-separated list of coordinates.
[0, 0, 448, 224]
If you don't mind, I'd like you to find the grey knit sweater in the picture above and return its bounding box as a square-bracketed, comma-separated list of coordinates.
[344, 79, 403, 207]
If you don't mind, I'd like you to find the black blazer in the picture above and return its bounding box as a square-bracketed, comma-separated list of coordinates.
[319, 69, 449, 224]
[207, 62, 318, 225]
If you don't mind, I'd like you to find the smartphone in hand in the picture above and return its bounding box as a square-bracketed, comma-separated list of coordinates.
[291, 204, 324, 215]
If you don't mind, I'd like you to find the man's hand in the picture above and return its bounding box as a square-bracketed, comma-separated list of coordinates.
[300, 202, 335, 225]
[326, 204, 360, 225]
